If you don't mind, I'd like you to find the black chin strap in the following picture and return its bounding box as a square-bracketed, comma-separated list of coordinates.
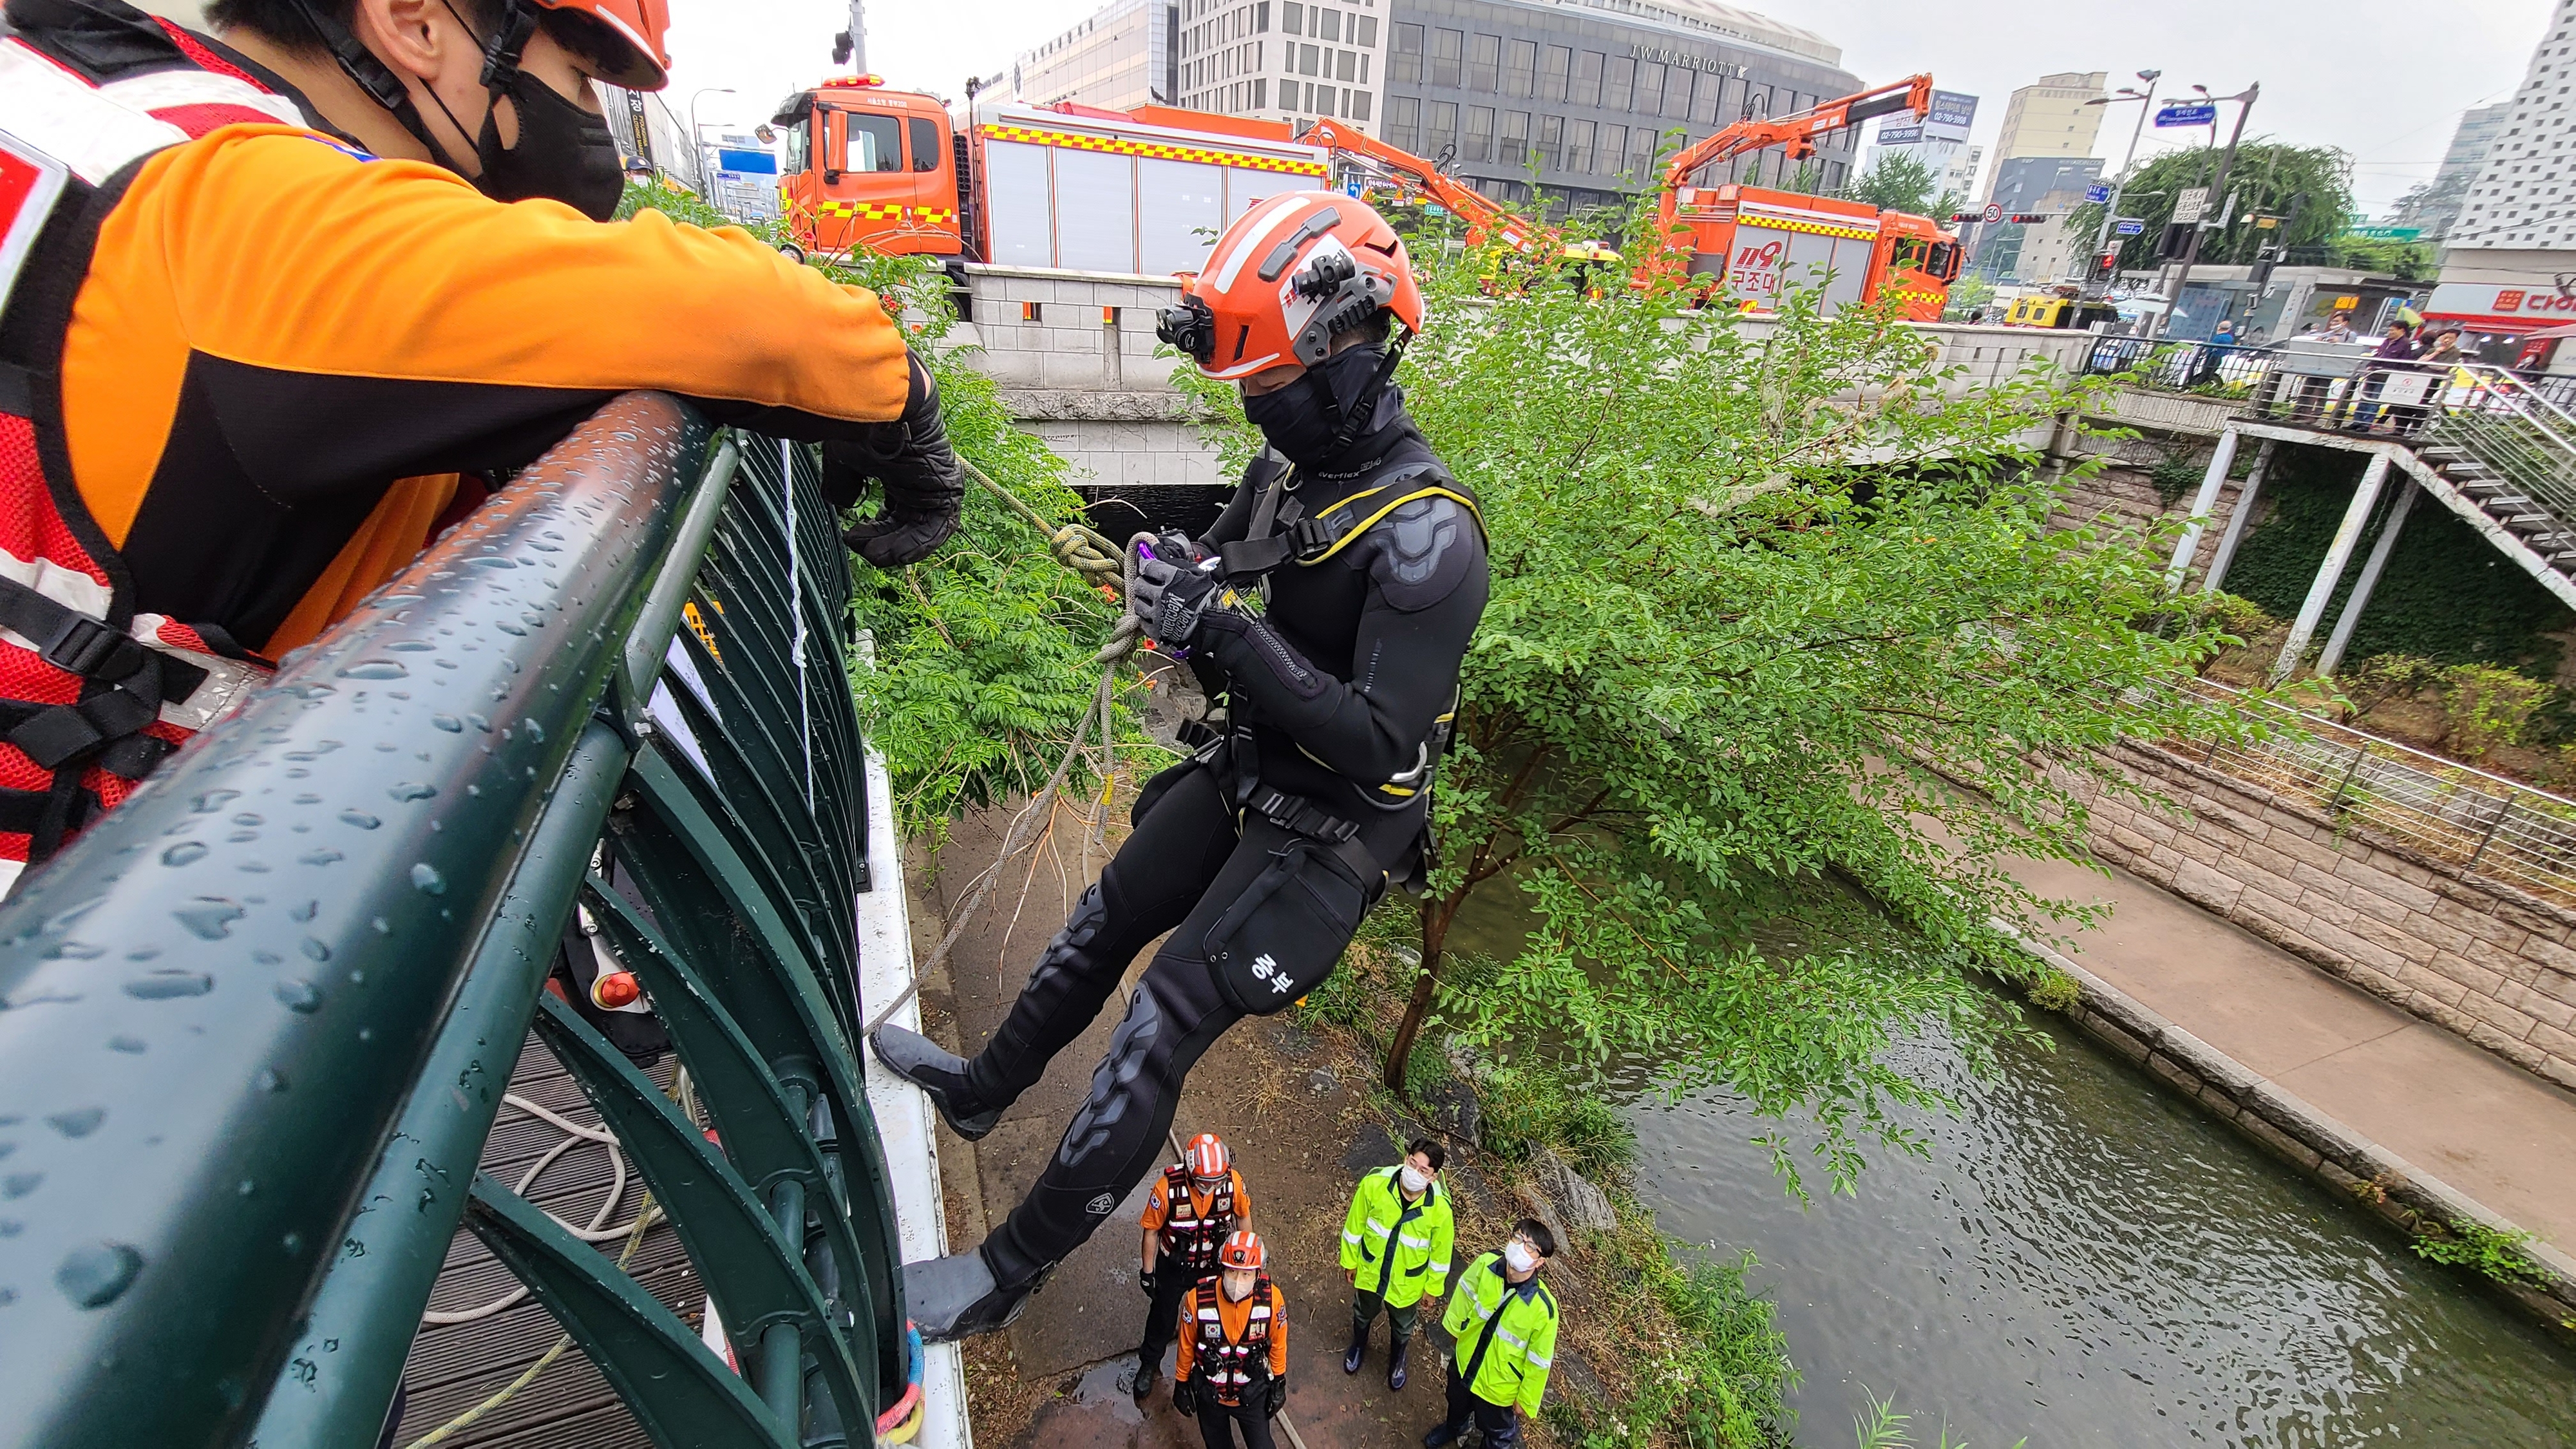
[276, 0, 538, 175]
[1321, 327, 1413, 458]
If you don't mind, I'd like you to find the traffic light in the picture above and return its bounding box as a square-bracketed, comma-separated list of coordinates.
[2155, 222, 2193, 260]
[2092, 251, 2120, 283]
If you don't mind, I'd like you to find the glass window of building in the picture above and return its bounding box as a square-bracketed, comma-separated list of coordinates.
[1299, 42, 1318, 74]
[1536, 113, 1563, 169]
[1463, 105, 1494, 160]
[1429, 28, 1462, 87]
[1572, 51, 1604, 106]
[1389, 22, 1422, 82]
[1349, 88, 1370, 120]
[1603, 55, 1633, 111]
[1566, 118, 1594, 173]
[1538, 46, 1569, 102]
[1628, 126, 1654, 177]
[1316, 84, 1336, 115]
[1319, 5, 1337, 40]
[1634, 61, 1663, 115]
[1356, 15, 1375, 46]
[1665, 66, 1694, 119]
[1387, 93, 1421, 149]
[1601, 124, 1626, 175]
[1499, 109, 1528, 165]
[1502, 39, 1534, 97]
[1426, 100, 1459, 156]
[1282, 1, 1300, 32]
[1467, 33, 1499, 91]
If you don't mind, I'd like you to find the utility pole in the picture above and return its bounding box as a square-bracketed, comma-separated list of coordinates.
[2083, 69, 2162, 298]
[2158, 82, 2259, 339]
[844, 1, 869, 71]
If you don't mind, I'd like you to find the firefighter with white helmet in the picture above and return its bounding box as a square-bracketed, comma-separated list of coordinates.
[1174, 1230, 1291, 1449]
[875, 191, 1490, 1339]
[1135, 1132, 1253, 1403]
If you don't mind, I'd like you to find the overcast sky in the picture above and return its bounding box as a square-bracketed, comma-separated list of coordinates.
[663, 0, 2553, 216]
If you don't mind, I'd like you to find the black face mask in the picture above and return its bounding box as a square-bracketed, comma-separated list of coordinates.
[1242, 342, 1395, 468]
[472, 68, 626, 220]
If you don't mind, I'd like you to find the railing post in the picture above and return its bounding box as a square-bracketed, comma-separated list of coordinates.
[2327, 740, 2369, 811]
[2273, 451, 2393, 682]
[2202, 437, 2278, 595]
[2468, 795, 2517, 873]
[2166, 426, 2240, 589]
[2315, 474, 2418, 679]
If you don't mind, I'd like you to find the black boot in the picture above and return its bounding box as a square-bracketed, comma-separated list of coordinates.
[1387, 1335, 1412, 1391]
[1132, 1356, 1159, 1403]
[903, 1235, 1053, 1343]
[870, 1024, 1002, 1141]
[1423, 1418, 1471, 1448]
[1344, 1320, 1369, 1375]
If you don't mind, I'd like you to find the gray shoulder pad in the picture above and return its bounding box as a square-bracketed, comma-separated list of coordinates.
[1367, 495, 1481, 612]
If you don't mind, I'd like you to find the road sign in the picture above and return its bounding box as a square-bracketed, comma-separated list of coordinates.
[2347, 225, 2422, 242]
[2114, 217, 2146, 236]
[2172, 187, 2210, 225]
[1982, 202, 2004, 225]
[2155, 102, 2219, 128]
[2085, 182, 2113, 205]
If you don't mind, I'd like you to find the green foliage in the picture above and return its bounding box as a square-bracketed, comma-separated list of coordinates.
[2340, 652, 2442, 716]
[1546, 1242, 1796, 1449]
[2187, 590, 2274, 641]
[2066, 142, 2356, 272]
[2440, 664, 2553, 759]
[1940, 273, 1994, 323]
[2148, 451, 2202, 509]
[1849, 1391, 2025, 1449]
[1475, 1060, 1637, 1180]
[2409, 1217, 2558, 1290]
[1844, 151, 1939, 218]
[1324, 195, 2270, 1199]
[617, 180, 1128, 839]
[2222, 449, 2570, 681]
[2320, 233, 2437, 281]
[2024, 968, 2082, 1014]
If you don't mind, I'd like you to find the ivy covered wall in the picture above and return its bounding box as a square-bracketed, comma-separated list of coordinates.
[2223, 446, 2573, 680]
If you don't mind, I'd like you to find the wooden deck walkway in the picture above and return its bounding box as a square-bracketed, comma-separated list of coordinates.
[394, 1036, 694, 1449]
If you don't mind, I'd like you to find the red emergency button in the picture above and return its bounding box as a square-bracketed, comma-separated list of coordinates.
[591, 971, 641, 1010]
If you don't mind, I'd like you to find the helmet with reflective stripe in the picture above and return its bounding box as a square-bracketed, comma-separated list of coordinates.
[1157, 192, 1425, 381]
[1184, 1132, 1230, 1180]
[1217, 1229, 1265, 1270]
[532, 0, 672, 90]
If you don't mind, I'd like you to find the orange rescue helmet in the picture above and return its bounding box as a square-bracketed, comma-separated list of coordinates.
[532, 0, 674, 90]
[1158, 192, 1425, 381]
[1217, 1230, 1266, 1271]
[1184, 1132, 1231, 1180]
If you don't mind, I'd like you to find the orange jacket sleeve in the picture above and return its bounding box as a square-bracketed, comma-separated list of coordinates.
[1267, 1286, 1288, 1378]
[1175, 1286, 1200, 1381]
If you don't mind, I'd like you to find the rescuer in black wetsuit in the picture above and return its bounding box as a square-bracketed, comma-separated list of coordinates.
[871, 191, 1490, 1340]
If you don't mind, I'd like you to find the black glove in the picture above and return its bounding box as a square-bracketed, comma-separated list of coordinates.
[1139, 1267, 1157, 1296]
[831, 355, 962, 569]
[1263, 1377, 1287, 1418]
[1130, 551, 1226, 649]
[1172, 1378, 1200, 1417]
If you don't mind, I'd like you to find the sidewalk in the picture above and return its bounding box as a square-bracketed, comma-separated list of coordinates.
[2008, 848, 2576, 1256]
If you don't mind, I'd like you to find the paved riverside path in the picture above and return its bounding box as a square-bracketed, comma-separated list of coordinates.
[2007, 849, 2576, 1251]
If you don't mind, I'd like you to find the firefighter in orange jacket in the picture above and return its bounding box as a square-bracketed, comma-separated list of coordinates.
[0, 0, 955, 891]
[1135, 1132, 1253, 1402]
[1173, 1231, 1290, 1449]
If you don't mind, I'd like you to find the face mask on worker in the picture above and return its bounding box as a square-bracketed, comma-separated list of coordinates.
[1191, 1175, 1225, 1197]
[1398, 1164, 1431, 1195]
[420, 0, 627, 220]
[1240, 338, 1393, 468]
[1502, 1240, 1537, 1275]
[1222, 1269, 1257, 1302]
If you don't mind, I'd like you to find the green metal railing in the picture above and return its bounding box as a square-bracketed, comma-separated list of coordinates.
[0, 394, 907, 1448]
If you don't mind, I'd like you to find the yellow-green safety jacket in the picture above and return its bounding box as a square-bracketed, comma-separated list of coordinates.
[1439, 1251, 1558, 1417]
[1339, 1166, 1455, 1307]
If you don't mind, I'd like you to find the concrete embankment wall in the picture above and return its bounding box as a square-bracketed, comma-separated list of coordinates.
[2074, 741, 2576, 1093]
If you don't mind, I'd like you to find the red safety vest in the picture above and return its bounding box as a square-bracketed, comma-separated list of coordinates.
[1187, 1274, 1278, 1407]
[1155, 1165, 1240, 1274]
[0, 14, 291, 889]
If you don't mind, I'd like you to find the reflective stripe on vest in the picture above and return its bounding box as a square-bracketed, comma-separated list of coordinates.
[0, 26, 293, 887]
[1157, 1166, 1237, 1271]
[1191, 1278, 1276, 1405]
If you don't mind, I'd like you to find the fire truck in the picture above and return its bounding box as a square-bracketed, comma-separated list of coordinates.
[1643, 76, 1964, 321]
[771, 76, 1329, 276]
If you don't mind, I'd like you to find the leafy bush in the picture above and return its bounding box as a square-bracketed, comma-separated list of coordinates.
[1476, 1060, 1636, 1181]
[2341, 653, 2443, 718]
[2025, 968, 2082, 1014]
[1548, 1239, 1795, 1449]
[2148, 453, 2202, 509]
[2410, 1217, 2557, 1289]
[2440, 663, 2553, 759]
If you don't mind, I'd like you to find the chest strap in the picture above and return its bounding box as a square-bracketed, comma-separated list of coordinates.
[0, 574, 207, 772]
[1215, 462, 1482, 580]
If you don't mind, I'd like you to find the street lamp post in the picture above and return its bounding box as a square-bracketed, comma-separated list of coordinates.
[2154, 82, 2259, 339]
[2081, 68, 2161, 298]
[688, 86, 737, 194]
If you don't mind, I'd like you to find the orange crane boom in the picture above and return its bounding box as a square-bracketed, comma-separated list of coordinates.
[1658, 73, 1935, 196]
[1294, 118, 1550, 257]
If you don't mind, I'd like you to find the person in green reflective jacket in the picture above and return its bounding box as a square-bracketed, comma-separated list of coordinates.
[1340, 1137, 1455, 1390]
[1427, 1218, 1558, 1448]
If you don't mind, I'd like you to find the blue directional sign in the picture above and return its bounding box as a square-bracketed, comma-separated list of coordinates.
[2085, 182, 2113, 205]
[2155, 102, 2219, 128]
[2114, 217, 2147, 236]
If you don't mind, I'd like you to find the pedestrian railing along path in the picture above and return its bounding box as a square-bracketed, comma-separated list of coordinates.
[2171, 677, 2576, 911]
[0, 395, 915, 1449]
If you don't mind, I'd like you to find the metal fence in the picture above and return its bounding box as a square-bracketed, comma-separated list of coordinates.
[2172, 679, 2576, 909]
[2084, 336, 2275, 395]
[0, 395, 908, 1448]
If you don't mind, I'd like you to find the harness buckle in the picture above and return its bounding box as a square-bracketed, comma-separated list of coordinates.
[40, 613, 131, 678]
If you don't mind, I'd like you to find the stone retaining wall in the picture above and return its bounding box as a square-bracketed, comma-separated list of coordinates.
[2077, 740, 2576, 1092]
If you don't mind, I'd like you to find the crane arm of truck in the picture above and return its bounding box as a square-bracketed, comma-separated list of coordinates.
[1296, 118, 1549, 256]
[1658, 74, 1934, 192]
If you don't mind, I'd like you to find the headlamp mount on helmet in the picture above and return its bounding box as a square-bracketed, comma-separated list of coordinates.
[1155, 294, 1218, 365]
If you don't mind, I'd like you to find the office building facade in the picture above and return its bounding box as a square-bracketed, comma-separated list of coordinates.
[1175, 0, 1389, 133]
[2430, 0, 2576, 333]
[1978, 70, 2105, 201]
[1000, 0, 1179, 112]
[1374, 0, 1860, 212]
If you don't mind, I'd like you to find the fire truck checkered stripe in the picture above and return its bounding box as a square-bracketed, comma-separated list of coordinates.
[1734, 215, 1880, 242]
[979, 124, 1327, 176]
[802, 202, 961, 223]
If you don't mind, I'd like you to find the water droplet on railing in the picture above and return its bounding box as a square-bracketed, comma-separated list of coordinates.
[524, 719, 545, 743]
[255, 1068, 287, 1094]
[274, 980, 323, 1014]
[337, 661, 408, 680]
[44, 1108, 102, 1139]
[388, 783, 435, 803]
[410, 864, 445, 896]
[43, 940, 105, 960]
[387, 639, 435, 652]
[431, 715, 463, 733]
[123, 971, 213, 1000]
[300, 938, 330, 962]
[55, 1242, 141, 1308]
[172, 900, 245, 941]
[338, 811, 381, 831]
[298, 848, 344, 866]
[191, 790, 240, 814]
[106, 1036, 145, 1054]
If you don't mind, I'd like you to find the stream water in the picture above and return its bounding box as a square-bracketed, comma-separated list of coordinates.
[1624, 1016, 2576, 1446]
